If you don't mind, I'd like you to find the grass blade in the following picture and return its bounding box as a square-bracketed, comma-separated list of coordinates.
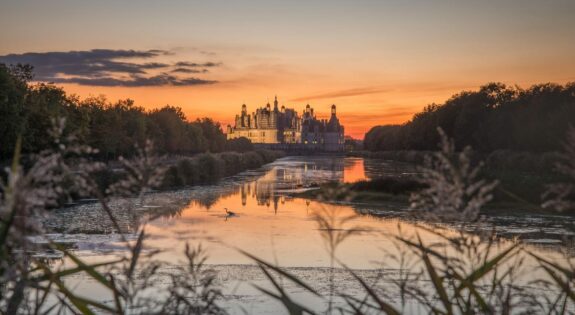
[239, 249, 321, 297]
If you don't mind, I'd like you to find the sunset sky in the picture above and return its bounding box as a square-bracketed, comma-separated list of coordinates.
[1, 0, 574, 138]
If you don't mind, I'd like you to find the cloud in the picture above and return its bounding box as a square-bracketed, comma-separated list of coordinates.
[175, 61, 221, 67]
[171, 68, 209, 74]
[49, 74, 216, 87]
[0, 49, 220, 87]
[290, 87, 390, 102]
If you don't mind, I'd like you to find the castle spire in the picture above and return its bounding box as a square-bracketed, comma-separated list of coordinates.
[273, 95, 278, 111]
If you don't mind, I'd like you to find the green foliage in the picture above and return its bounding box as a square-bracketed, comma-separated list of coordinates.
[0, 63, 228, 161]
[3, 118, 575, 314]
[365, 82, 575, 153]
[194, 153, 225, 184]
[225, 137, 254, 152]
[161, 150, 284, 188]
[219, 152, 243, 176]
[409, 128, 499, 221]
[194, 118, 227, 153]
[0, 125, 229, 314]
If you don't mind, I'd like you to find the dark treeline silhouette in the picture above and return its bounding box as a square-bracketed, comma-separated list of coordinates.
[365, 82, 575, 152]
[161, 150, 283, 188]
[0, 64, 234, 160]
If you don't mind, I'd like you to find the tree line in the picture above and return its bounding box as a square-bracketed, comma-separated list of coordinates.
[0, 64, 252, 160]
[364, 82, 575, 152]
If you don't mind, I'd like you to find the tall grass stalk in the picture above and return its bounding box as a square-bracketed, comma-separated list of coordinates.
[2, 122, 575, 314]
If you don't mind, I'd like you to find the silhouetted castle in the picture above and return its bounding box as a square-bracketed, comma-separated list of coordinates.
[226, 96, 345, 151]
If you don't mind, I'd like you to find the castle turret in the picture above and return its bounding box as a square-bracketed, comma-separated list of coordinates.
[274, 95, 279, 111]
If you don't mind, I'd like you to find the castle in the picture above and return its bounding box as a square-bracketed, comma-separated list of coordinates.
[226, 96, 345, 151]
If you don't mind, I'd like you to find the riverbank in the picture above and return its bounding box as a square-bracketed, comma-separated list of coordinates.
[294, 178, 420, 204]
[89, 150, 285, 198]
[346, 150, 566, 208]
[159, 150, 284, 188]
[294, 176, 573, 215]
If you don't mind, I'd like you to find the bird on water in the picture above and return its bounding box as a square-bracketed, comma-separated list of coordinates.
[224, 208, 236, 217]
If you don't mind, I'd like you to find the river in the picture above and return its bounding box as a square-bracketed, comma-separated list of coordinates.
[40, 156, 575, 314]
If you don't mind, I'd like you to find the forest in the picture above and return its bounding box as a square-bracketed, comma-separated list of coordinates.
[0, 63, 235, 161]
[364, 82, 575, 152]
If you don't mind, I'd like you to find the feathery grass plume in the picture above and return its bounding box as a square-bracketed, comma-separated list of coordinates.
[409, 127, 498, 222]
[0, 118, 230, 314]
[107, 139, 167, 205]
[543, 127, 575, 212]
[383, 129, 527, 314]
[0, 118, 104, 313]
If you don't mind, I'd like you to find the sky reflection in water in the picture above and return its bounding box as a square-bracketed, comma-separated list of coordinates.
[144, 157, 417, 269]
[48, 156, 573, 314]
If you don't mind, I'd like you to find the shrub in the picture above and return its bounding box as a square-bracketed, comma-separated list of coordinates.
[241, 151, 264, 169]
[194, 153, 225, 183]
[225, 137, 253, 152]
[176, 158, 200, 185]
[219, 151, 243, 176]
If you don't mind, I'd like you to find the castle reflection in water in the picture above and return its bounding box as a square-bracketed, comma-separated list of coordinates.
[235, 157, 389, 213]
[187, 157, 413, 212]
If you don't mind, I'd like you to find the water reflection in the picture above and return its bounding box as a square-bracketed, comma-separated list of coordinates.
[189, 156, 380, 213]
[45, 156, 574, 254]
[43, 156, 575, 314]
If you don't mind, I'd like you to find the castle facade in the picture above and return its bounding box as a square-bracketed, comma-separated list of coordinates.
[226, 97, 345, 151]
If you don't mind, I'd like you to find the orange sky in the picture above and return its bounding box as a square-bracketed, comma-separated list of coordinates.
[2, 0, 575, 139]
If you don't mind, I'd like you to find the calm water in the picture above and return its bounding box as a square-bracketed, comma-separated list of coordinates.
[42, 156, 575, 314]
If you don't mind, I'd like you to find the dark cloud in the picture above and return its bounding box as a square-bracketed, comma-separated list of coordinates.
[49, 74, 217, 87]
[171, 68, 209, 74]
[0, 49, 219, 87]
[175, 61, 221, 67]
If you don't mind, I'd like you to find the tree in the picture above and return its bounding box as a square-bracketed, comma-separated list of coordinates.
[225, 137, 253, 152]
[365, 82, 575, 153]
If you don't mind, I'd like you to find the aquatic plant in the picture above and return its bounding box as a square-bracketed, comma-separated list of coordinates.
[240, 129, 562, 315]
[0, 119, 228, 314]
[3, 119, 575, 315]
[409, 128, 499, 222]
[543, 127, 575, 212]
[241, 128, 575, 314]
[527, 128, 575, 314]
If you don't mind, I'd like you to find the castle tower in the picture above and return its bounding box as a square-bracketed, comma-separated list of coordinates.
[274, 95, 279, 111]
[331, 104, 336, 116]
